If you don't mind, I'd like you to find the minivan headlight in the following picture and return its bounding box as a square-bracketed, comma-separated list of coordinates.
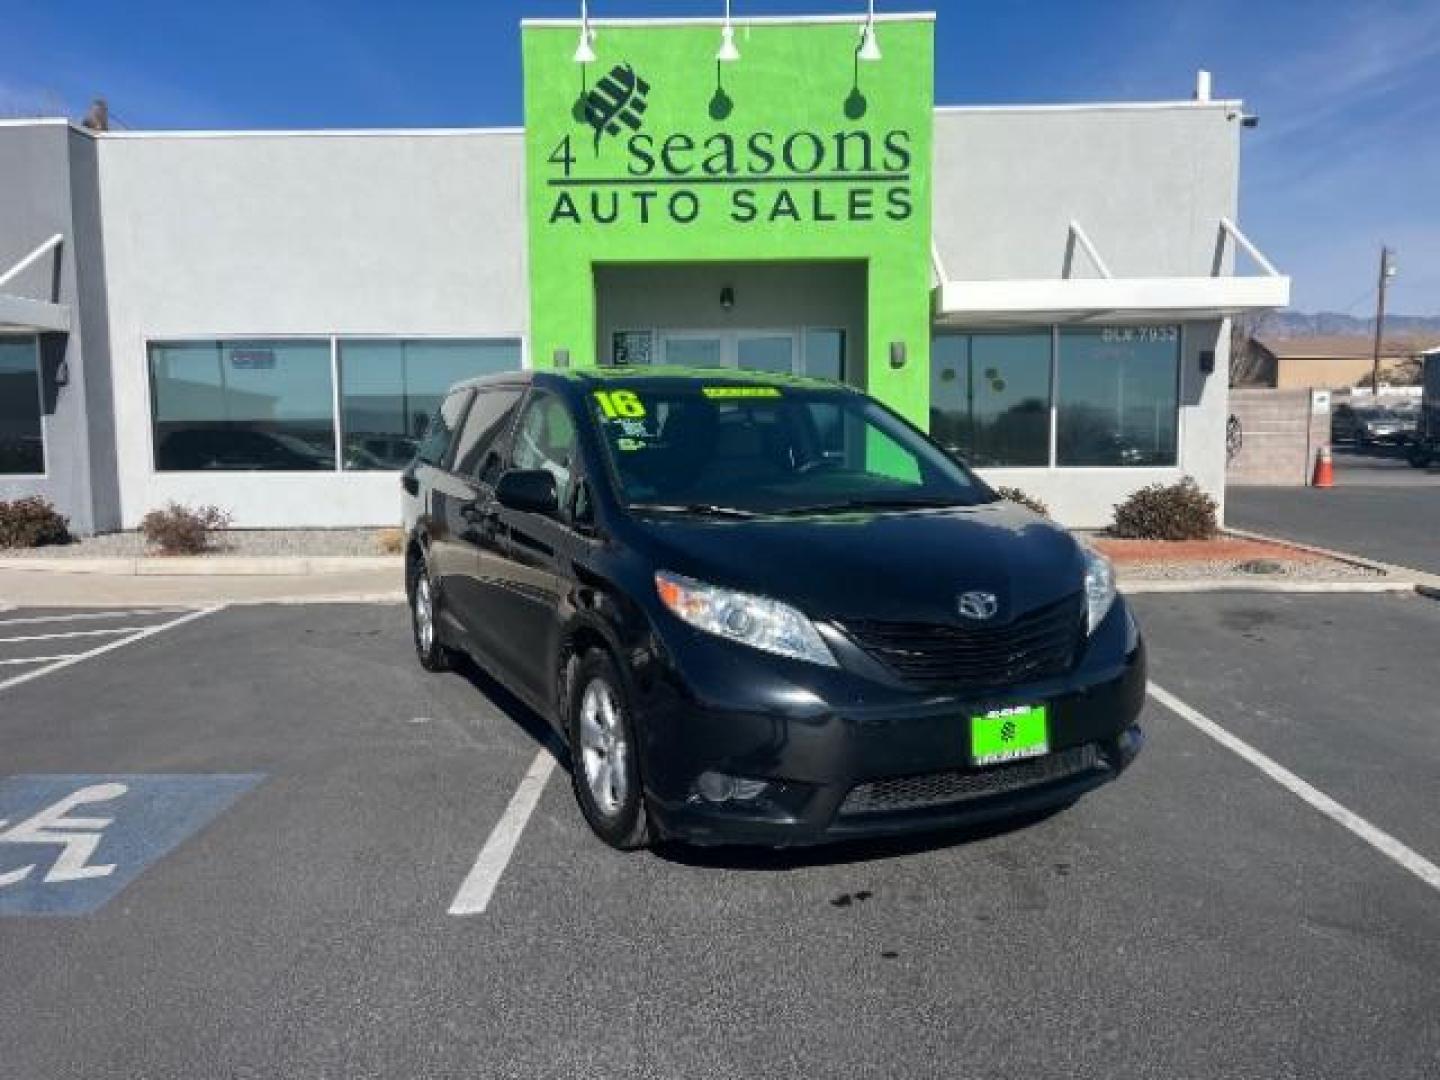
[654, 571, 837, 667]
[1083, 547, 1117, 635]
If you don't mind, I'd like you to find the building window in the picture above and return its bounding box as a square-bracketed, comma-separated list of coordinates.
[0, 337, 44, 475]
[804, 328, 846, 382]
[1057, 326, 1180, 466]
[149, 340, 336, 471]
[930, 332, 1051, 466]
[338, 339, 521, 470]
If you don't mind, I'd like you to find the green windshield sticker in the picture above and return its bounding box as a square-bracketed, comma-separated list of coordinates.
[616, 437, 647, 451]
[701, 387, 782, 399]
[970, 705, 1048, 766]
[594, 389, 647, 419]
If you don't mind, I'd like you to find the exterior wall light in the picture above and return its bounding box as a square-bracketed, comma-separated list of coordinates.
[720, 286, 736, 310]
[858, 0, 882, 62]
[717, 1, 741, 62]
[573, 0, 597, 63]
[889, 341, 906, 369]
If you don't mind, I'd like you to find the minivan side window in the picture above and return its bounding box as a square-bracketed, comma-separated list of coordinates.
[416, 389, 471, 467]
[452, 387, 523, 483]
[511, 391, 579, 514]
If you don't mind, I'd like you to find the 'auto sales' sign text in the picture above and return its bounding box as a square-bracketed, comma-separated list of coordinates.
[544, 62, 914, 228]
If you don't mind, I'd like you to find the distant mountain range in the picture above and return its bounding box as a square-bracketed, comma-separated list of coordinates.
[1259, 311, 1440, 338]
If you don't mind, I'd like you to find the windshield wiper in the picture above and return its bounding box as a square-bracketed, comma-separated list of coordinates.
[628, 502, 759, 519]
[775, 497, 969, 515]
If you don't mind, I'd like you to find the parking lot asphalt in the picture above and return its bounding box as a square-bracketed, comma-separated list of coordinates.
[1228, 473, 1440, 576]
[1330, 444, 1440, 487]
[2, 596, 1438, 1079]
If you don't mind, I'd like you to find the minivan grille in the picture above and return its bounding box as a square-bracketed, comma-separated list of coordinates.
[841, 593, 1085, 691]
[839, 744, 1103, 816]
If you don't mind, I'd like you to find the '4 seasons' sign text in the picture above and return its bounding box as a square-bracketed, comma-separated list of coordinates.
[544, 62, 915, 228]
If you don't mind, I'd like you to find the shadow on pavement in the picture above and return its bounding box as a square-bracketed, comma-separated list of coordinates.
[449, 652, 569, 765]
[652, 803, 1071, 872]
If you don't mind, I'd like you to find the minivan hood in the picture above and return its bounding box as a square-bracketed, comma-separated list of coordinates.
[630, 501, 1086, 625]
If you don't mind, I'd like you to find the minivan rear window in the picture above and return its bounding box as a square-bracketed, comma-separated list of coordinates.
[452, 387, 524, 481]
[417, 389, 471, 467]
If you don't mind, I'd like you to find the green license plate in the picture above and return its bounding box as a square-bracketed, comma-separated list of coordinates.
[970, 705, 1049, 766]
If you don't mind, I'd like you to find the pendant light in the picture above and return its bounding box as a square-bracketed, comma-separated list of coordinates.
[858, 0, 882, 61]
[717, 0, 741, 62]
[574, 0, 597, 63]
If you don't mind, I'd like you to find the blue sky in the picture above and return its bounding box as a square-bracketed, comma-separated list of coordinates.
[3, 0, 1437, 315]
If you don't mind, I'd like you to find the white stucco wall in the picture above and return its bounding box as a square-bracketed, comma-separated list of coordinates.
[96, 129, 528, 527]
[84, 101, 1246, 530]
[932, 103, 1242, 527]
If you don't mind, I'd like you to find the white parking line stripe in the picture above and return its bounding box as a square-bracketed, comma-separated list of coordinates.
[0, 608, 185, 627]
[0, 654, 80, 666]
[448, 746, 560, 916]
[0, 626, 153, 645]
[0, 606, 222, 694]
[1147, 681, 1440, 893]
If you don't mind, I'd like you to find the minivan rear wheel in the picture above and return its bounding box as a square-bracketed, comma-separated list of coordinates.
[567, 649, 651, 851]
[409, 555, 451, 673]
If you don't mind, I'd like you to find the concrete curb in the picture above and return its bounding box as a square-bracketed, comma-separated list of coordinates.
[0, 555, 402, 577]
[1121, 578, 1419, 594]
[221, 592, 406, 606]
[1223, 525, 1440, 590]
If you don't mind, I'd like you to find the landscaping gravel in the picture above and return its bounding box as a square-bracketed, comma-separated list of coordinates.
[1117, 557, 1383, 581]
[2, 528, 398, 559]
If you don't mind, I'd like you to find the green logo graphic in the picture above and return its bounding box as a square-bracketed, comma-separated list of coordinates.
[583, 64, 651, 152]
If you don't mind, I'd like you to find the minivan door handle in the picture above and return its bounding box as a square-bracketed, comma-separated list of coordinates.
[459, 500, 491, 524]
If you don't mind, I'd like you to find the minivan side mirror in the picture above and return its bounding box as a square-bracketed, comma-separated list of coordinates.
[495, 468, 559, 516]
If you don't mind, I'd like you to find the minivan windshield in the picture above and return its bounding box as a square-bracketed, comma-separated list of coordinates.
[587, 380, 994, 515]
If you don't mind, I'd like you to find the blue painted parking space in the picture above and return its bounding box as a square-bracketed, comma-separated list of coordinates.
[0, 774, 263, 916]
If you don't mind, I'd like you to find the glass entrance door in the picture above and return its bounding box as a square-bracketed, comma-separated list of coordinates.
[660, 333, 724, 368]
[735, 332, 798, 374]
[658, 330, 801, 374]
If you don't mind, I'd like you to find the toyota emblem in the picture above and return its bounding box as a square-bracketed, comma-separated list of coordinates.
[957, 591, 999, 621]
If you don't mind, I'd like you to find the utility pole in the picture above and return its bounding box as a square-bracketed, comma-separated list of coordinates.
[1369, 246, 1396, 402]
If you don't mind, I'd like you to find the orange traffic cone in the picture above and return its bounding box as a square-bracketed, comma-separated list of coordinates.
[1312, 445, 1335, 488]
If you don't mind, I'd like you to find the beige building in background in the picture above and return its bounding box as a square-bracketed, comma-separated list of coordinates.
[1240, 334, 1440, 390]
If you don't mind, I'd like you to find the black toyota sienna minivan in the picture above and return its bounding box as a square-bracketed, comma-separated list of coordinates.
[401, 368, 1145, 849]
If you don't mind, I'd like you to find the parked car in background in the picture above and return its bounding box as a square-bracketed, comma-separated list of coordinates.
[1331, 404, 1413, 446]
[1408, 356, 1440, 468]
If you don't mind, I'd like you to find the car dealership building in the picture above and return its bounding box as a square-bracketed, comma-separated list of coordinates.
[0, 11, 1288, 533]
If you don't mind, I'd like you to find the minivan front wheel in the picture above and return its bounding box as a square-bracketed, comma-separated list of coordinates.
[409, 556, 451, 673]
[568, 649, 650, 850]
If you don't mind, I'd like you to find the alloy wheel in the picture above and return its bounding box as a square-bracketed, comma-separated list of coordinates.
[579, 678, 628, 817]
[414, 575, 435, 654]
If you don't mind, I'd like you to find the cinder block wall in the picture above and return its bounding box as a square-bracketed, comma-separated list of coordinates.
[1227, 389, 1327, 486]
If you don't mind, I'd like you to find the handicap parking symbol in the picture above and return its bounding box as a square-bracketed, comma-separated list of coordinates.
[0, 774, 262, 916]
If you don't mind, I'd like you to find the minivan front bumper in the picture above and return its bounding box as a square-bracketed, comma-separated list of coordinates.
[633, 602, 1147, 847]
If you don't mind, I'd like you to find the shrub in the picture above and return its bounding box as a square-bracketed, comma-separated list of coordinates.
[0, 497, 72, 549]
[993, 486, 1050, 517]
[1111, 478, 1218, 541]
[140, 502, 232, 555]
[375, 527, 405, 555]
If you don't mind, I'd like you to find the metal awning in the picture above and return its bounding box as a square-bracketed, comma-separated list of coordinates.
[931, 218, 1290, 327]
[0, 234, 70, 333]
